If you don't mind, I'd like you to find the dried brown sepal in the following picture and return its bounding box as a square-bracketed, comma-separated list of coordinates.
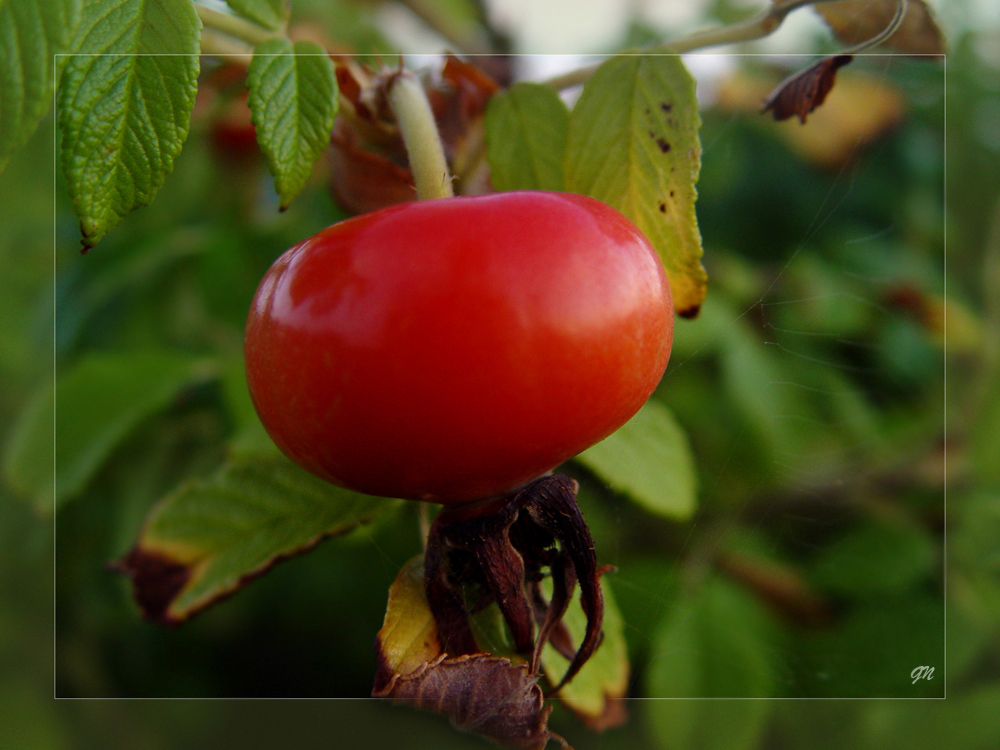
[373, 653, 568, 750]
[328, 57, 500, 213]
[328, 120, 416, 214]
[814, 0, 946, 55]
[423, 475, 604, 693]
[762, 55, 854, 123]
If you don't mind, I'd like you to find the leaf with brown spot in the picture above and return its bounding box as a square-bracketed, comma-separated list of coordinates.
[762, 55, 854, 123]
[116, 452, 398, 624]
[814, 0, 946, 55]
[565, 55, 706, 319]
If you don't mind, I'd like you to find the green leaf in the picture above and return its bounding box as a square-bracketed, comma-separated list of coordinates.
[0, 0, 81, 173]
[645, 576, 776, 750]
[2, 350, 210, 514]
[793, 593, 943, 697]
[859, 683, 1000, 750]
[118, 452, 401, 623]
[566, 55, 706, 318]
[247, 38, 337, 210]
[485, 82, 569, 192]
[57, 0, 201, 249]
[971, 366, 1000, 488]
[575, 399, 697, 520]
[540, 577, 629, 730]
[718, 319, 822, 463]
[810, 517, 937, 597]
[224, 0, 286, 31]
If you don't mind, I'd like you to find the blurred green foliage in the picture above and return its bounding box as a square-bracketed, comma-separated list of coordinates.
[1, 1, 998, 749]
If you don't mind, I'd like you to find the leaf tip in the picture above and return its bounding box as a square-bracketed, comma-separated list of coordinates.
[677, 303, 701, 320]
[111, 546, 191, 626]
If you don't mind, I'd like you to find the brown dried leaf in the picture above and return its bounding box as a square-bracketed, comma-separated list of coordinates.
[762, 55, 854, 123]
[374, 556, 564, 749]
[717, 70, 906, 167]
[374, 654, 559, 750]
[815, 0, 946, 55]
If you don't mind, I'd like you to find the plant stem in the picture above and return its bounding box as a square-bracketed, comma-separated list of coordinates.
[199, 28, 254, 61]
[386, 70, 454, 200]
[541, 0, 883, 90]
[196, 5, 283, 49]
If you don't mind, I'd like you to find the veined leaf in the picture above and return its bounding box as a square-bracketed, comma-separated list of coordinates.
[485, 82, 569, 192]
[247, 38, 337, 210]
[646, 576, 777, 750]
[0, 0, 81, 172]
[57, 0, 201, 249]
[117, 452, 401, 624]
[225, 0, 287, 31]
[566, 55, 706, 318]
[575, 399, 698, 521]
[2, 350, 210, 513]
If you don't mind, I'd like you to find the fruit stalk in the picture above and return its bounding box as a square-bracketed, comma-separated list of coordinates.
[386, 71, 455, 201]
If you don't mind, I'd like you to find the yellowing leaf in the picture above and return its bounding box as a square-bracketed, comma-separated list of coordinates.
[566, 55, 706, 319]
[375, 556, 443, 679]
[815, 0, 946, 55]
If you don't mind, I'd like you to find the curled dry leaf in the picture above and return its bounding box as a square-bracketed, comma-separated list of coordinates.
[716, 69, 906, 168]
[374, 556, 567, 749]
[814, 0, 946, 55]
[761, 55, 854, 123]
[374, 654, 562, 750]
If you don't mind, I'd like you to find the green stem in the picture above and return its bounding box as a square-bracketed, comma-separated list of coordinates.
[387, 71, 454, 201]
[196, 5, 282, 49]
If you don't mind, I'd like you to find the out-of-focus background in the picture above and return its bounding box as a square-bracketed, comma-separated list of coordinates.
[2, 0, 999, 748]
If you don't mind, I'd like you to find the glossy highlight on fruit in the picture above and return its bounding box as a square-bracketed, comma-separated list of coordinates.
[244, 191, 673, 503]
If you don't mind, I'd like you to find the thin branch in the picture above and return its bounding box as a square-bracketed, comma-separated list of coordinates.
[196, 5, 283, 49]
[541, 0, 890, 91]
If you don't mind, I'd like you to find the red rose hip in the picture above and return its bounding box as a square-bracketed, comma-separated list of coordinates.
[244, 191, 673, 503]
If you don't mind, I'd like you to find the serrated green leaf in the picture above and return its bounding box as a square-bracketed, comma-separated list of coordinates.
[645, 576, 776, 750]
[247, 38, 337, 209]
[566, 55, 706, 318]
[0, 0, 81, 172]
[57, 0, 201, 248]
[2, 350, 210, 513]
[120, 453, 400, 623]
[575, 399, 697, 520]
[224, 0, 287, 31]
[485, 82, 568, 192]
[540, 577, 629, 729]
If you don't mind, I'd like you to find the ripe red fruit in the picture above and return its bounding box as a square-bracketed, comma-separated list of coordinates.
[245, 191, 673, 503]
